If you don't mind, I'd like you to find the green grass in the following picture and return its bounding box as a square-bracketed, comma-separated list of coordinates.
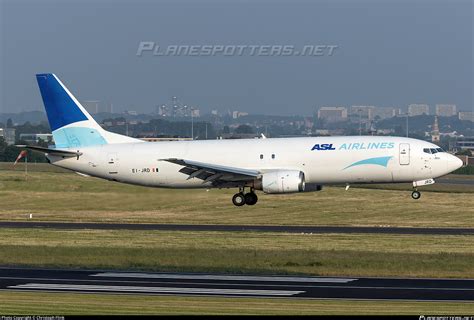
[0, 228, 472, 278]
[1, 291, 473, 315]
[0, 163, 473, 227]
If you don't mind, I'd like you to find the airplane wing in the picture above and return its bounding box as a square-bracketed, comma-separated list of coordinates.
[15, 145, 82, 158]
[161, 158, 260, 185]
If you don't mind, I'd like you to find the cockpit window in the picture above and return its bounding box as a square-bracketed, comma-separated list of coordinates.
[424, 147, 444, 154]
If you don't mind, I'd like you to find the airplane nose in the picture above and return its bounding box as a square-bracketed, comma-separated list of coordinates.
[447, 154, 463, 172]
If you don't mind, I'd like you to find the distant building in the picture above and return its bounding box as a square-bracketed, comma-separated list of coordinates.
[0, 128, 16, 145]
[435, 104, 457, 117]
[221, 132, 259, 139]
[304, 117, 314, 129]
[140, 137, 193, 142]
[373, 107, 397, 120]
[314, 129, 330, 135]
[158, 97, 200, 118]
[459, 111, 474, 122]
[350, 106, 375, 120]
[408, 104, 430, 116]
[191, 108, 200, 118]
[82, 100, 100, 114]
[455, 136, 474, 152]
[19, 133, 54, 145]
[314, 129, 345, 136]
[431, 116, 440, 143]
[179, 105, 189, 117]
[158, 105, 171, 117]
[376, 128, 395, 135]
[317, 107, 348, 123]
[232, 111, 249, 119]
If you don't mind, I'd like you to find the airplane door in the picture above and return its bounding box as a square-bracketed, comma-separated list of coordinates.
[107, 153, 118, 174]
[399, 143, 410, 165]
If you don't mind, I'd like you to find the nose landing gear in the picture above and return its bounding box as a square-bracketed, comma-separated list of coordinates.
[411, 190, 421, 199]
[411, 179, 434, 200]
[232, 187, 258, 206]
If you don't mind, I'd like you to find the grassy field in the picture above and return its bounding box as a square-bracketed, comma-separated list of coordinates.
[1, 163, 473, 314]
[1, 291, 473, 315]
[0, 228, 472, 278]
[0, 163, 473, 227]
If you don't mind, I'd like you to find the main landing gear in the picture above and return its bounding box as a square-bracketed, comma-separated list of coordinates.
[232, 187, 258, 206]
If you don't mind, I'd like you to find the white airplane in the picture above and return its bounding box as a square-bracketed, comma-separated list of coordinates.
[22, 74, 463, 206]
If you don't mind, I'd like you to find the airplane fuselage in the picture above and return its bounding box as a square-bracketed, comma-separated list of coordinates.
[48, 136, 459, 189]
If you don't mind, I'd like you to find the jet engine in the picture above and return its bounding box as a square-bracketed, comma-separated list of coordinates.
[259, 170, 306, 194]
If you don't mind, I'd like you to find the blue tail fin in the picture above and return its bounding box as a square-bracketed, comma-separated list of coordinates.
[36, 74, 90, 131]
[36, 74, 140, 148]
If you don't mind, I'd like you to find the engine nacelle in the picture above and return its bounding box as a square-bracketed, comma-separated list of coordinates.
[260, 170, 305, 194]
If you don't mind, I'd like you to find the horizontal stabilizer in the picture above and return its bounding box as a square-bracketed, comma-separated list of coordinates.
[15, 145, 82, 158]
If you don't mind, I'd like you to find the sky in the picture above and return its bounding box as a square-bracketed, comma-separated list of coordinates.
[0, 0, 472, 115]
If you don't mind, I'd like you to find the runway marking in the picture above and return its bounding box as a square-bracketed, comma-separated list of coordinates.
[0, 276, 328, 288]
[91, 272, 357, 283]
[8, 283, 305, 296]
[1, 277, 472, 291]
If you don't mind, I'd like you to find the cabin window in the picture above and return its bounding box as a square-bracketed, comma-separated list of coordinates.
[271, 154, 275, 159]
[260, 154, 263, 159]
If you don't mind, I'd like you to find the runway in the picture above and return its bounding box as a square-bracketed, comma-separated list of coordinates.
[0, 221, 473, 235]
[1, 267, 473, 301]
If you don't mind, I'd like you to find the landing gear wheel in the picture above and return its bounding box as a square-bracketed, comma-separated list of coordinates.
[244, 192, 258, 205]
[411, 190, 421, 200]
[232, 193, 246, 206]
